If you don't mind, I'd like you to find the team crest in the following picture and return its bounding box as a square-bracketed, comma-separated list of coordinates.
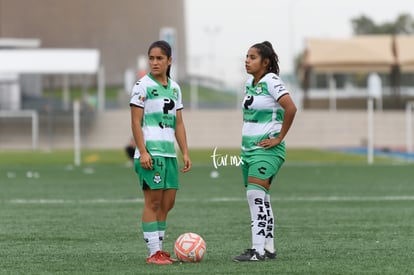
[153, 172, 162, 184]
[255, 84, 263, 94]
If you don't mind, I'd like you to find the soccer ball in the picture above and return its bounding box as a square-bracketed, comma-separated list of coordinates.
[174, 232, 206, 262]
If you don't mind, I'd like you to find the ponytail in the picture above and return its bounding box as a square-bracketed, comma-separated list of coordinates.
[251, 41, 280, 76]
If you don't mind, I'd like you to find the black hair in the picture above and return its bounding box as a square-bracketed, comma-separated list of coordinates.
[251, 41, 280, 76]
[147, 40, 172, 78]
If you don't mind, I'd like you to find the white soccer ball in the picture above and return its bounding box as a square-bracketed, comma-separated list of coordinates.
[174, 232, 206, 262]
[209, 170, 219, 178]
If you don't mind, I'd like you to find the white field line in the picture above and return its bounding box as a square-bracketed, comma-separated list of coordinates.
[3, 196, 414, 204]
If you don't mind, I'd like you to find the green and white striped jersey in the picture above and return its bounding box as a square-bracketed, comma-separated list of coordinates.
[241, 72, 289, 152]
[130, 73, 183, 158]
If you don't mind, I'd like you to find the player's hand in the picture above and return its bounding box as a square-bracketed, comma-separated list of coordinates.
[256, 137, 282, 149]
[180, 155, 192, 173]
[139, 152, 153, 170]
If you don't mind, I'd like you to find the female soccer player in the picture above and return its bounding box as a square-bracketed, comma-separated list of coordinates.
[233, 41, 297, 262]
[130, 40, 192, 265]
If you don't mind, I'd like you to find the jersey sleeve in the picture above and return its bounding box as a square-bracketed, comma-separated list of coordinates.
[129, 80, 146, 108]
[170, 80, 183, 110]
[176, 86, 184, 110]
[268, 75, 289, 101]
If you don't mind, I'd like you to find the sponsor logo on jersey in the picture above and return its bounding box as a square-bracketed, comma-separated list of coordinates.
[274, 84, 286, 94]
[163, 98, 175, 114]
[243, 95, 254, 109]
[158, 121, 174, 129]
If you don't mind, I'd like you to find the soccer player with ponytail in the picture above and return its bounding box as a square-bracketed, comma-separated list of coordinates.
[233, 41, 297, 262]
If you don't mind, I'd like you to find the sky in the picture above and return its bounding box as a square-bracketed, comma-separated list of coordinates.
[184, 0, 414, 88]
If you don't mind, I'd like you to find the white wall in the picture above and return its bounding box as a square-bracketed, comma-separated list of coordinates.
[85, 109, 408, 151]
[0, 109, 409, 151]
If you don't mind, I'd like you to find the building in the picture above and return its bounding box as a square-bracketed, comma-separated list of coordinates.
[300, 35, 414, 109]
[0, 0, 187, 86]
[0, 0, 187, 149]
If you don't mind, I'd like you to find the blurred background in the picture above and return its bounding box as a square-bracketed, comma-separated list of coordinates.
[0, 0, 414, 159]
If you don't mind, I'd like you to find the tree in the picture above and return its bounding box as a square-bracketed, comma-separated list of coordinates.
[351, 13, 414, 35]
[351, 14, 414, 106]
[394, 14, 414, 34]
[351, 15, 377, 34]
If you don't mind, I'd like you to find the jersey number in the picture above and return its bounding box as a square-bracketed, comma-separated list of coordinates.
[156, 159, 164, 170]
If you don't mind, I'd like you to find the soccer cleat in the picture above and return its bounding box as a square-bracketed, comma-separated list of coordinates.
[160, 251, 178, 263]
[146, 251, 173, 265]
[264, 248, 277, 260]
[233, 249, 265, 262]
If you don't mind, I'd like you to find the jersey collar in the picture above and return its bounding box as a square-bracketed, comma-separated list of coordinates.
[148, 73, 170, 89]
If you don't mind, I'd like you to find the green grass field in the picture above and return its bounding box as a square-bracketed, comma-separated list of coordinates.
[1, 149, 413, 274]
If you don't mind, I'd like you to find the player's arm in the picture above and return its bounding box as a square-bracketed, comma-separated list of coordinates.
[175, 109, 191, 173]
[256, 94, 297, 149]
[277, 94, 297, 142]
[130, 106, 152, 170]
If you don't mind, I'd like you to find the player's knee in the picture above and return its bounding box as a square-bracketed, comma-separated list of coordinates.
[146, 200, 161, 212]
[162, 199, 175, 212]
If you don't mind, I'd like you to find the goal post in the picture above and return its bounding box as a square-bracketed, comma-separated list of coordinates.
[367, 98, 374, 164]
[0, 110, 38, 150]
[73, 100, 81, 166]
[406, 101, 414, 153]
